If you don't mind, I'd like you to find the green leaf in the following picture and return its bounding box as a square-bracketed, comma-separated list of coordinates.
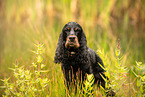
[83, 74, 94, 96]
[115, 49, 120, 57]
[32, 62, 37, 67]
[141, 76, 145, 81]
[131, 69, 139, 77]
[0, 86, 6, 88]
[40, 70, 49, 73]
[37, 55, 43, 63]
[137, 78, 141, 87]
[98, 63, 106, 71]
[41, 64, 46, 69]
[140, 85, 143, 92]
[136, 61, 142, 66]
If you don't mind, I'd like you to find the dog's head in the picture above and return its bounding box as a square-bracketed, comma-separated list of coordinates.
[55, 22, 87, 63]
[62, 22, 83, 50]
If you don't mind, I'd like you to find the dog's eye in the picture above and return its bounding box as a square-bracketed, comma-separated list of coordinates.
[74, 28, 80, 32]
[64, 27, 70, 32]
[67, 27, 70, 30]
[74, 28, 77, 31]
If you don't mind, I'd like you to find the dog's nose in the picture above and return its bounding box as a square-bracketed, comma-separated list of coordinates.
[69, 36, 76, 41]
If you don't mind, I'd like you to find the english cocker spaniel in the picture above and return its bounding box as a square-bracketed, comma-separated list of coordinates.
[54, 22, 115, 96]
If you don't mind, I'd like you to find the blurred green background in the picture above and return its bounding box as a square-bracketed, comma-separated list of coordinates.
[0, 0, 145, 96]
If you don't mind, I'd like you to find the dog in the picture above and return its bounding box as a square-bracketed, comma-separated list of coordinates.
[54, 22, 115, 96]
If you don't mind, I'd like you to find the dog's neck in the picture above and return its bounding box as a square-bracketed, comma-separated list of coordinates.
[67, 51, 76, 57]
[65, 46, 87, 57]
[70, 51, 76, 55]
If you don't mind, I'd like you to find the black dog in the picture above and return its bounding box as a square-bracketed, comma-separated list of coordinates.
[54, 22, 115, 96]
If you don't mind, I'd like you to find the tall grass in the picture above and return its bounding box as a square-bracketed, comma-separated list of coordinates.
[1, 40, 144, 96]
[0, 0, 145, 96]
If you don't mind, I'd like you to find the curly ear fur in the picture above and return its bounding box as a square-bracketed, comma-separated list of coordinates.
[54, 32, 65, 63]
[79, 31, 87, 48]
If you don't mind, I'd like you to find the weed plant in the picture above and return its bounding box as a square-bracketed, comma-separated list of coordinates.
[1, 43, 50, 96]
[131, 61, 145, 96]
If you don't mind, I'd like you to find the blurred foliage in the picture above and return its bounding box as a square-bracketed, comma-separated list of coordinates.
[0, 0, 145, 96]
[0, 43, 50, 96]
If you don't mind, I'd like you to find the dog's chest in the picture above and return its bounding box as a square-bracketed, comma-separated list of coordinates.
[67, 58, 80, 66]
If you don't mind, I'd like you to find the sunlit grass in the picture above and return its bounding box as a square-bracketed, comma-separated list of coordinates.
[1, 41, 144, 96]
[0, 0, 145, 96]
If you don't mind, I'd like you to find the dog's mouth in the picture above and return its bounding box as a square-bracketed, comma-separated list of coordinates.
[65, 35, 80, 49]
[68, 42, 76, 47]
[65, 42, 78, 49]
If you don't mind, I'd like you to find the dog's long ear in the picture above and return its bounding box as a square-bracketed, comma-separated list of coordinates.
[54, 32, 65, 63]
[79, 31, 87, 48]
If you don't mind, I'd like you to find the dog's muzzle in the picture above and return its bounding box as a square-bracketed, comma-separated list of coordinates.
[65, 35, 80, 49]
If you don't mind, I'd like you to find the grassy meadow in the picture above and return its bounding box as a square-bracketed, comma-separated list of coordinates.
[0, 0, 145, 96]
